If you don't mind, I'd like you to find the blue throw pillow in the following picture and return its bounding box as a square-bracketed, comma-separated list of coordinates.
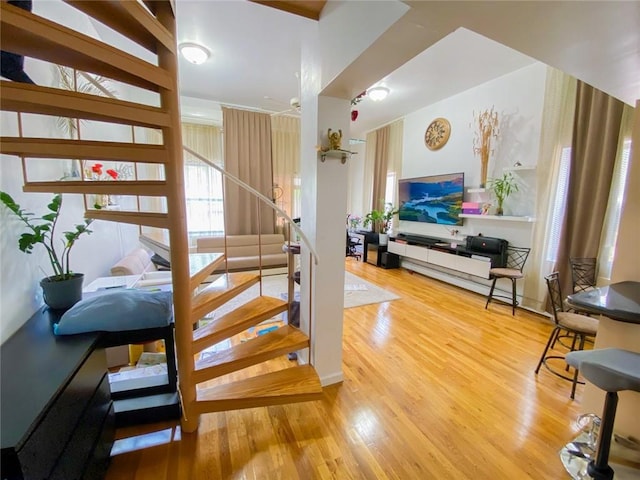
[54, 290, 173, 335]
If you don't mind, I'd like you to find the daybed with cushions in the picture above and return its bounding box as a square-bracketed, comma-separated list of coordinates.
[110, 247, 158, 276]
[195, 234, 288, 272]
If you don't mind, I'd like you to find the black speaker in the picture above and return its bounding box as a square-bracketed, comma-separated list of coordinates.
[380, 252, 399, 269]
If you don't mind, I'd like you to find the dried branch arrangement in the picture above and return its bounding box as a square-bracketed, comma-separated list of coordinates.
[471, 106, 500, 187]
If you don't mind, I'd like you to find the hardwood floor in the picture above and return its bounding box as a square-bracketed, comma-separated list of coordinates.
[106, 260, 585, 479]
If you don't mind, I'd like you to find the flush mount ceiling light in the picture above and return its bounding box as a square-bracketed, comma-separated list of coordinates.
[179, 42, 210, 65]
[367, 86, 390, 101]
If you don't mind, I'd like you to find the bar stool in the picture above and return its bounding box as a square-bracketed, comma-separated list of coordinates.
[565, 348, 640, 480]
[485, 246, 530, 315]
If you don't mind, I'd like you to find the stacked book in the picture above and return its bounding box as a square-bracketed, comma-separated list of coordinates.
[462, 202, 481, 214]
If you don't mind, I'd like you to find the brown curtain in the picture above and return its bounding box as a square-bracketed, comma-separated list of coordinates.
[371, 125, 390, 211]
[555, 81, 624, 296]
[222, 107, 275, 235]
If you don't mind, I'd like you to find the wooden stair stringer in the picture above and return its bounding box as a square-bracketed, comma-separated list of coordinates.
[193, 325, 308, 384]
[192, 295, 288, 354]
[190, 272, 260, 323]
[194, 365, 323, 414]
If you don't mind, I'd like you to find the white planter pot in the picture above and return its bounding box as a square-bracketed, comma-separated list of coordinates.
[378, 233, 388, 246]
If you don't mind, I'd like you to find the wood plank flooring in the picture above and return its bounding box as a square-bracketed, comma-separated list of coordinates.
[106, 260, 586, 479]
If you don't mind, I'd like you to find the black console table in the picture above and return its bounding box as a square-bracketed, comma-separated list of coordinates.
[1, 308, 112, 480]
[1, 307, 180, 479]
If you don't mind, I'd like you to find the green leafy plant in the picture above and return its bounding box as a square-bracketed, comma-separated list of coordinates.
[363, 203, 399, 234]
[0, 192, 93, 280]
[487, 172, 519, 215]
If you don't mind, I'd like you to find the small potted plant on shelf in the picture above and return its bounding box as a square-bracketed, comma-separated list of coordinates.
[487, 172, 518, 216]
[347, 214, 362, 232]
[0, 192, 93, 310]
[363, 203, 399, 245]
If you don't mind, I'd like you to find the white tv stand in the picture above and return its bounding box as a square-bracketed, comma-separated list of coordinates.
[389, 238, 491, 278]
[387, 234, 501, 296]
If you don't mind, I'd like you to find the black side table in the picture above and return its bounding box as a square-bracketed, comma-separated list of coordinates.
[366, 244, 387, 267]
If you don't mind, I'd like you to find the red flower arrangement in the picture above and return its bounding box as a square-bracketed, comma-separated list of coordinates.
[86, 163, 120, 209]
[90, 163, 118, 180]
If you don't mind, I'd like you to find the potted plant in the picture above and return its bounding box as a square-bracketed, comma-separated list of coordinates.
[347, 214, 362, 232]
[487, 172, 519, 216]
[0, 192, 93, 310]
[363, 203, 399, 245]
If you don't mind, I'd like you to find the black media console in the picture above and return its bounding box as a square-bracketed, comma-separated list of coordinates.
[388, 233, 508, 279]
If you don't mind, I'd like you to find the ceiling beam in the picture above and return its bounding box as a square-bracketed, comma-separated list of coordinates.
[249, 1, 326, 21]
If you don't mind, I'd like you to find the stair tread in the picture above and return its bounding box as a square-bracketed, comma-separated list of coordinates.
[191, 272, 260, 323]
[0, 137, 168, 164]
[192, 296, 287, 353]
[0, 81, 170, 129]
[23, 180, 167, 197]
[195, 365, 322, 412]
[189, 253, 226, 290]
[194, 325, 308, 382]
[66, 0, 175, 54]
[85, 210, 169, 229]
[0, 2, 171, 92]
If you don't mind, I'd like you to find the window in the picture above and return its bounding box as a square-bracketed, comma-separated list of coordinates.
[546, 147, 572, 263]
[385, 172, 396, 206]
[598, 140, 631, 279]
[184, 163, 224, 236]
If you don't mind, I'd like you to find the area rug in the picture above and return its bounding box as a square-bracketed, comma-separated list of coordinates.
[204, 272, 399, 322]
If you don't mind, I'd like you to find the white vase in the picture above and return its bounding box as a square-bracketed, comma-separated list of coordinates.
[378, 233, 388, 246]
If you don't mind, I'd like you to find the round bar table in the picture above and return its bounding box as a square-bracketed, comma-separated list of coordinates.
[566, 281, 640, 450]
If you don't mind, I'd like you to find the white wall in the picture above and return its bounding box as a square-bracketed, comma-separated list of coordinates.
[0, 2, 141, 342]
[346, 141, 366, 219]
[319, 1, 408, 89]
[398, 62, 547, 247]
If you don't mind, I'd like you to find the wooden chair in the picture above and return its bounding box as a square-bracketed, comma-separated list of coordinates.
[485, 246, 531, 315]
[535, 272, 599, 399]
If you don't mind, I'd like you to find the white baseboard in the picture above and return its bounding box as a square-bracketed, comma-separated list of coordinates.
[319, 371, 344, 387]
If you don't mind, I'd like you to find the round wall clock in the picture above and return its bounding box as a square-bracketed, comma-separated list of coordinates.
[424, 118, 451, 151]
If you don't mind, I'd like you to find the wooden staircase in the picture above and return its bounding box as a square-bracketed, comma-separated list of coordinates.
[0, 0, 321, 433]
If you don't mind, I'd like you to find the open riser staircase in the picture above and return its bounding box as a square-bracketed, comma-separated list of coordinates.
[0, 0, 322, 433]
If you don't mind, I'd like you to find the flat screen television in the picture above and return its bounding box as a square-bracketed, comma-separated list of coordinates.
[398, 172, 464, 226]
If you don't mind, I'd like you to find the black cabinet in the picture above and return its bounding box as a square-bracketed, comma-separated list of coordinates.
[1, 308, 113, 480]
[0, 307, 180, 479]
[366, 244, 387, 267]
[380, 252, 400, 269]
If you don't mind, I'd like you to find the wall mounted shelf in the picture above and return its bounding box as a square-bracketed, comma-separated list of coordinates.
[504, 165, 535, 172]
[467, 188, 487, 193]
[319, 149, 356, 164]
[459, 214, 535, 223]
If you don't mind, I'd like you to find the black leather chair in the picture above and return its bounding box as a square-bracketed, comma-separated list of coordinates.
[346, 231, 362, 260]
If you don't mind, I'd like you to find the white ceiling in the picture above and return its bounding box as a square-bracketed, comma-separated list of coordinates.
[112, 1, 640, 138]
